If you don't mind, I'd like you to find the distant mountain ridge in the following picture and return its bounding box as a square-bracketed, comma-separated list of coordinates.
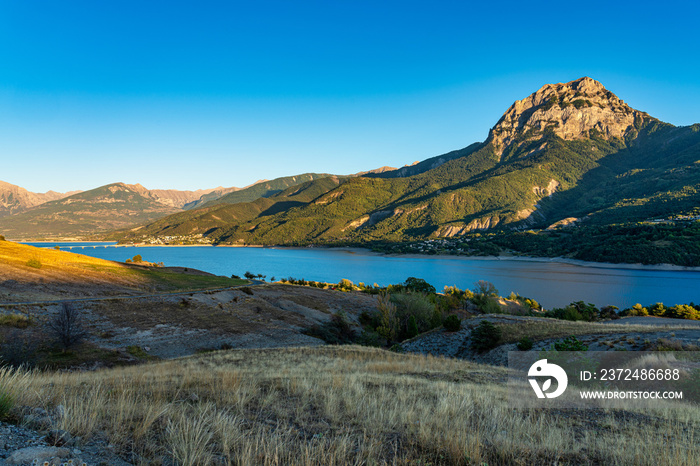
[0, 180, 80, 218]
[112, 77, 700, 258]
[0, 174, 342, 239]
[193, 173, 337, 209]
[0, 183, 184, 239]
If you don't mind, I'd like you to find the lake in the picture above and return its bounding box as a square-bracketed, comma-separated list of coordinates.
[24, 242, 700, 309]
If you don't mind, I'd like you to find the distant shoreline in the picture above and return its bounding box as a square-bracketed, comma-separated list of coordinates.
[320, 247, 700, 272]
[17, 240, 700, 272]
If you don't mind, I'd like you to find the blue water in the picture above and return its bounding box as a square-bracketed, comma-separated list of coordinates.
[23, 242, 700, 309]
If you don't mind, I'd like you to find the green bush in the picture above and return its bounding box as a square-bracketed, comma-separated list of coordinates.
[391, 292, 437, 339]
[337, 278, 356, 291]
[26, 258, 42, 269]
[666, 304, 699, 320]
[403, 277, 436, 294]
[546, 301, 599, 321]
[552, 335, 588, 351]
[304, 311, 356, 344]
[132, 254, 143, 263]
[517, 337, 534, 351]
[0, 390, 12, 420]
[479, 297, 503, 314]
[443, 314, 461, 332]
[389, 344, 404, 353]
[406, 315, 419, 338]
[471, 320, 502, 352]
[357, 330, 382, 347]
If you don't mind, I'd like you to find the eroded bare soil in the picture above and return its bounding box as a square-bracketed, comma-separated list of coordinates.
[1, 284, 379, 358]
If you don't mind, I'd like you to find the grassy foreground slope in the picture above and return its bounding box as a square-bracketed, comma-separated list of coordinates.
[3, 345, 697, 465]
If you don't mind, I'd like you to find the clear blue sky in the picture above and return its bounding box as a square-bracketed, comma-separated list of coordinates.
[1, 0, 699, 193]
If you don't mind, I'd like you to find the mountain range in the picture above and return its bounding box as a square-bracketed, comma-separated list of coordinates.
[2, 77, 699, 264]
[0, 177, 332, 239]
[109, 78, 700, 252]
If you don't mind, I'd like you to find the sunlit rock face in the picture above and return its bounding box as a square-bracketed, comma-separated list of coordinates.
[488, 77, 648, 156]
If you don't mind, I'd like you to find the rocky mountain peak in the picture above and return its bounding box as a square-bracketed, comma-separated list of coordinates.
[488, 77, 649, 156]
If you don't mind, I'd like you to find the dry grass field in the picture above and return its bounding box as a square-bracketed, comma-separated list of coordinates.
[2, 345, 698, 465]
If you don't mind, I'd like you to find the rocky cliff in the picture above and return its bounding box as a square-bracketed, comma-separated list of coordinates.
[488, 77, 650, 156]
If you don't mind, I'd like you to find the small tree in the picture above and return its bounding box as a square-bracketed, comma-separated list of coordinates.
[48, 302, 88, 351]
[132, 254, 143, 263]
[470, 320, 502, 352]
[403, 277, 436, 294]
[244, 271, 256, 280]
[406, 315, 419, 338]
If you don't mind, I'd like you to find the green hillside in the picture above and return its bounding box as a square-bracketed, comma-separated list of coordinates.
[109, 78, 700, 264]
[111, 177, 344, 242]
[193, 173, 338, 209]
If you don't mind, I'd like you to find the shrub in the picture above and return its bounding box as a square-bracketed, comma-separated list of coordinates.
[479, 297, 503, 314]
[470, 320, 502, 352]
[391, 292, 437, 339]
[0, 313, 32, 328]
[0, 390, 11, 420]
[406, 316, 419, 338]
[47, 302, 88, 351]
[26, 258, 42, 269]
[546, 301, 599, 321]
[0, 329, 39, 368]
[132, 254, 143, 263]
[403, 277, 436, 294]
[517, 337, 534, 351]
[666, 304, 699, 320]
[552, 335, 588, 351]
[337, 278, 356, 291]
[443, 286, 473, 310]
[244, 271, 256, 280]
[473, 280, 498, 298]
[443, 315, 461, 332]
[389, 344, 404, 353]
[622, 303, 648, 317]
[648, 302, 666, 317]
[0, 235, 5, 241]
[599, 306, 619, 320]
[357, 330, 382, 347]
[376, 294, 398, 343]
[239, 286, 254, 295]
[304, 311, 356, 344]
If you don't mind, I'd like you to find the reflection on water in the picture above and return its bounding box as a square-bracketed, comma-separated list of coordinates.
[23, 243, 700, 309]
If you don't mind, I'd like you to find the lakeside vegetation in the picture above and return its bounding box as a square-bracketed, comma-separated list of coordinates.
[273, 276, 700, 354]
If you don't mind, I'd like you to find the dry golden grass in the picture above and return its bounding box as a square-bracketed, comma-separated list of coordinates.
[0, 240, 143, 286]
[1, 346, 697, 465]
[0, 241, 246, 298]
